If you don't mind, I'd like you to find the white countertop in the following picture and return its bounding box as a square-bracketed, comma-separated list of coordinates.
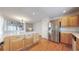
[2, 32, 37, 38]
[72, 33, 79, 39]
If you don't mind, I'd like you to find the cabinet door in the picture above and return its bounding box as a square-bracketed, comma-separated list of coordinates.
[24, 37, 33, 48]
[68, 16, 79, 27]
[61, 17, 69, 27]
[4, 38, 10, 51]
[76, 39, 79, 50]
[61, 33, 72, 45]
[10, 37, 24, 51]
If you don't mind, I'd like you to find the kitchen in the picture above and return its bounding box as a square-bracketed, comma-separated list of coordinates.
[0, 7, 79, 51]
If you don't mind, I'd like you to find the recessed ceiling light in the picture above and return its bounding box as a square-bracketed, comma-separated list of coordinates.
[32, 12, 35, 15]
[63, 10, 66, 13]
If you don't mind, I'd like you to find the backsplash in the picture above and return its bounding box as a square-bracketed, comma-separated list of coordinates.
[60, 27, 79, 33]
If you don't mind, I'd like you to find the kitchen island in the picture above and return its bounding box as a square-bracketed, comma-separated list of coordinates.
[3, 33, 41, 51]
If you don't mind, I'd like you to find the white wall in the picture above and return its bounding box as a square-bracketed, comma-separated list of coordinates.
[0, 16, 4, 43]
[34, 21, 42, 35]
[34, 18, 49, 39]
[41, 19, 49, 39]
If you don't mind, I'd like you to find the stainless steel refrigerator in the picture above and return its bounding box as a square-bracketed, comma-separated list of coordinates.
[48, 20, 60, 43]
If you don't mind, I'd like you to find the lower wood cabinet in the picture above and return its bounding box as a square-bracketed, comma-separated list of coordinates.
[10, 39, 24, 51]
[3, 34, 41, 51]
[61, 33, 72, 45]
[76, 38, 79, 50]
[24, 37, 33, 48]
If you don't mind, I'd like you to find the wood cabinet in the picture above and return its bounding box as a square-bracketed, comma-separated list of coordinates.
[60, 16, 69, 27]
[10, 38, 24, 51]
[24, 36, 33, 48]
[60, 15, 79, 27]
[61, 33, 72, 45]
[3, 34, 41, 51]
[68, 16, 79, 26]
[76, 38, 79, 50]
[4, 37, 10, 51]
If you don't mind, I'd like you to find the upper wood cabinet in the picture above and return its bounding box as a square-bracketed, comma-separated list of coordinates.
[68, 16, 79, 27]
[60, 15, 79, 27]
[60, 16, 69, 27]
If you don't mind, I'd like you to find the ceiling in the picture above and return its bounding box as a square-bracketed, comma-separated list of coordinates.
[0, 7, 78, 23]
